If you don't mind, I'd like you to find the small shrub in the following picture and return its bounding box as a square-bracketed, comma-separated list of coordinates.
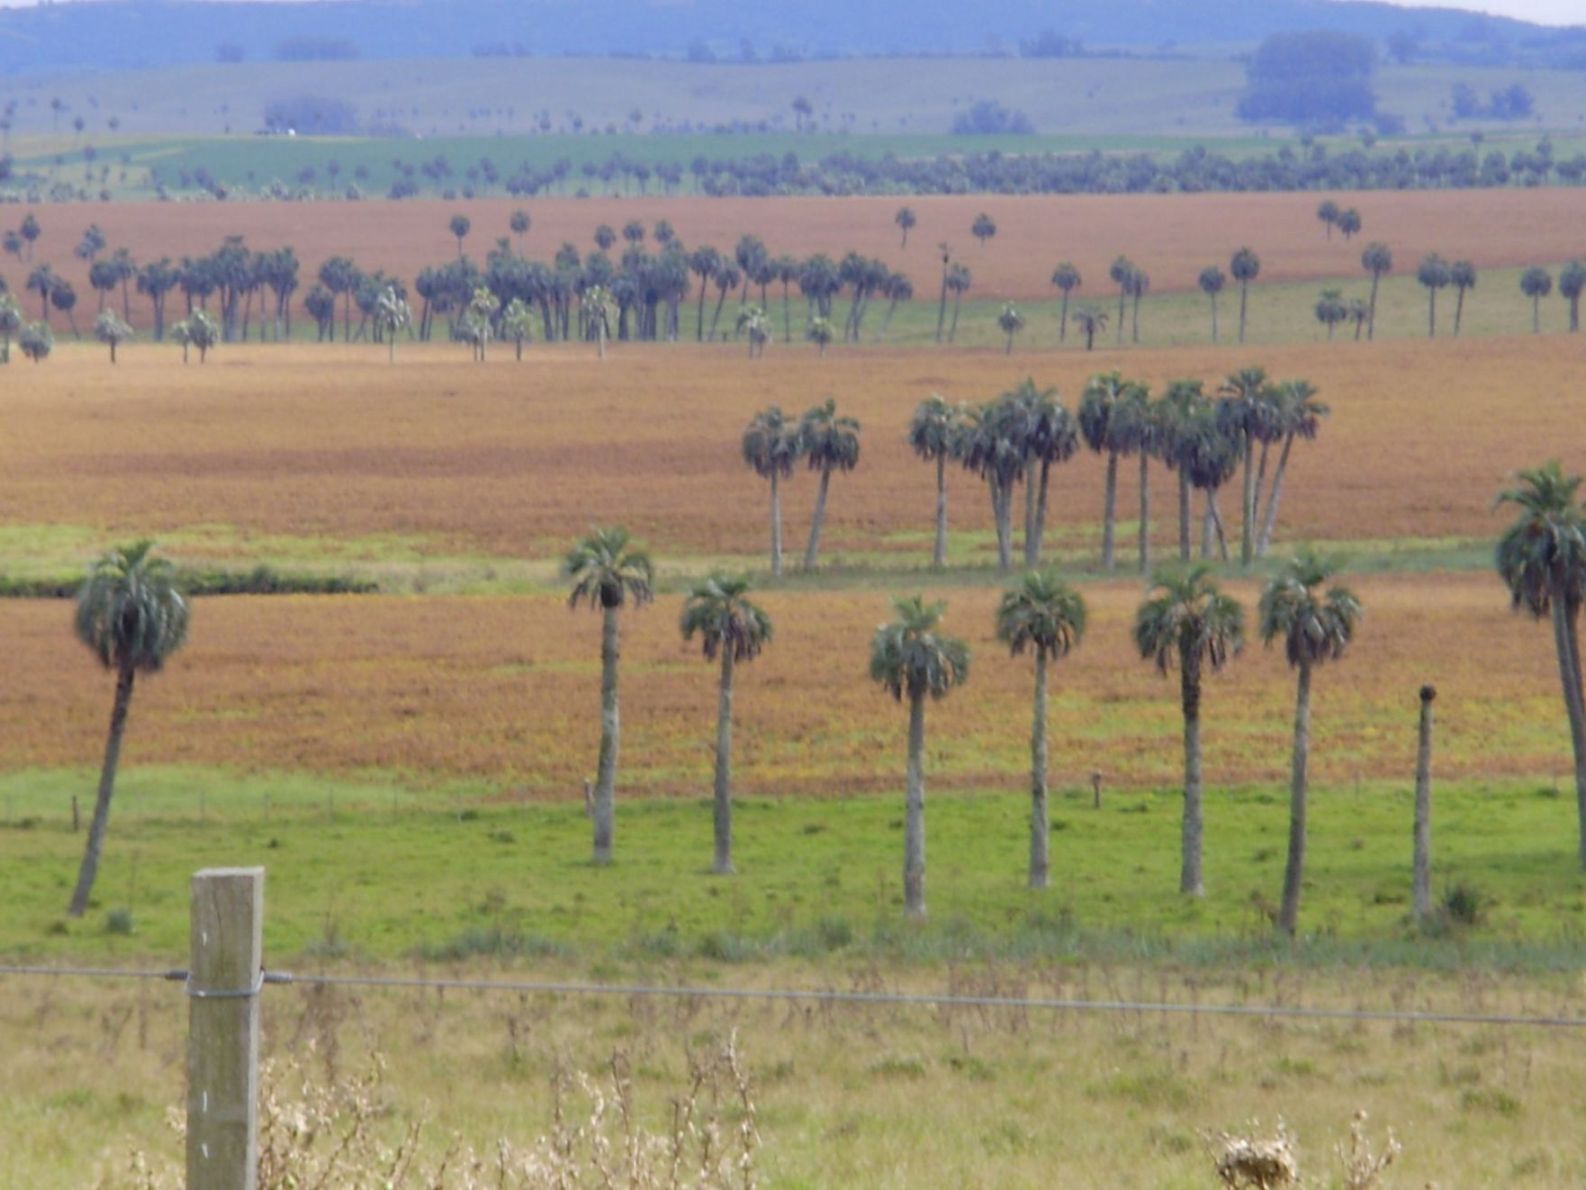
[1440, 881, 1487, 926]
[104, 908, 133, 935]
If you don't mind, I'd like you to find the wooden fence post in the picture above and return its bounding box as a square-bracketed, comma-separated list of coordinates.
[1413, 686, 1436, 922]
[187, 867, 263, 1190]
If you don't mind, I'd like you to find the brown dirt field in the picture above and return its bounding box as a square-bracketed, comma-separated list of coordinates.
[0, 336, 1575, 560]
[0, 573, 1567, 795]
[11, 188, 1586, 319]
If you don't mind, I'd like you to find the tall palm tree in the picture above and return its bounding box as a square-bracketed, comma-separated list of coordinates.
[1260, 552, 1362, 935]
[1416, 253, 1451, 338]
[1198, 266, 1226, 343]
[1134, 565, 1244, 897]
[1450, 260, 1477, 336]
[908, 394, 967, 569]
[1050, 263, 1081, 341]
[1496, 462, 1586, 867]
[1112, 384, 1160, 573]
[565, 527, 654, 866]
[1216, 367, 1280, 566]
[1078, 372, 1145, 571]
[1015, 380, 1078, 567]
[1108, 255, 1136, 346]
[997, 303, 1025, 354]
[894, 206, 917, 248]
[741, 406, 803, 577]
[870, 596, 970, 919]
[1157, 379, 1208, 562]
[1521, 266, 1553, 334]
[959, 395, 1026, 572]
[945, 263, 971, 342]
[1361, 242, 1393, 340]
[1256, 380, 1328, 556]
[1230, 247, 1260, 344]
[799, 398, 861, 570]
[68, 542, 191, 917]
[680, 575, 773, 876]
[996, 570, 1086, 890]
[1069, 306, 1106, 351]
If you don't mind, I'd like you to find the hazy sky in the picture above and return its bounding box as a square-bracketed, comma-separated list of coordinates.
[0, 0, 1578, 22]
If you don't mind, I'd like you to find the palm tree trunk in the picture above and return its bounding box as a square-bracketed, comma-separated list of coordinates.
[949, 291, 962, 342]
[904, 691, 927, 919]
[1239, 439, 1256, 565]
[1059, 293, 1069, 341]
[1178, 471, 1192, 562]
[1210, 492, 1229, 562]
[804, 468, 832, 570]
[67, 665, 135, 917]
[1032, 459, 1053, 567]
[1138, 452, 1150, 574]
[1549, 589, 1586, 869]
[592, 606, 620, 865]
[1116, 289, 1126, 344]
[935, 271, 948, 343]
[1023, 471, 1038, 567]
[1427, 290, 1437, 338]
[1209, 293, 1219, 343]
[1454, 289, 1466, 336]
[713, 649, 735, 875]
[1101, 451, 1118, 571]
[1179, 658, 1204, 897]
[1238, 282, 1249, 344]
[696, 283, 708, 342]
[1277, 660, 1312, 934]
[1200, 491, 1214, 559]
[782, 284, 792, 343]
[992, 481, 1013, 572]
[1029, 650, 1049, 890]
[1532, 295, 1542, 334]
[769, 472, 783, 577]
[932, 454, 948, 569]
[1413, 686, 1435, 921]
[1251, 440, 1271, 536]
[1257, 435, 1296, 556]
[709, 288, 728, 340]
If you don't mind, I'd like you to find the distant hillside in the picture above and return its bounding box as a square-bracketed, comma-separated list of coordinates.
[0, 0, 1581, 76]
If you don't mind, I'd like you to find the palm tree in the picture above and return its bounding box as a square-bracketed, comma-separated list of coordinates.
[959, 396, 1025, 571]
[1496, 462, 1586, 867]
[1050, 263, 1081, 341]
[689, 246, 720, 341]
[908, 394, 967, 569]
[94, 310, 132, 363]
[1361, 242, 1393, 340]
[869, 596, 970, 919]
[67, 542, 191, 917]
[1316, 199, 1340, 239]
[1108, 255, 1136, 345]
[945, 264, 971, 341]
[1230, 247, 1260, 344]
[1336, 209, 1362, 240]
[1078, 372, 1145, 571]
[1521, 266, 1553, 333]
[509, 208, 531, 251]
[1069, 306, 1106, 351]
[736, 305, 770, 358]
[1261, 552, 1362, 935]
[680, 575, 773, 875]
[1560, 261, 1586, 333]
[799, 398, 861, 570]
[1256, 380, 1328, 556]
[1450, 260, 1477, 335]
[449, 213, 471, 258]
[971, 212, 997, 247]
[565, 527, 654, 866]
[1198, 266, 1226, 342]
[1416, 253, 1451, 337]
[997, 303, 1025, 354]
[1313, 289, 1348, 340]
[1158, 379, 1208, 561]
[1216, 367, 1280, 566]
[1015, 380, 1079, 567]
[996, 570, 1086, 890]
[0, 292, 20, 363]
[374, 286, 410, 364]
[1111, 384, 1160, 573]
[895, 206, 917, 248]
[1134, 565, 1244, 897]
[742, 406, 802, 577]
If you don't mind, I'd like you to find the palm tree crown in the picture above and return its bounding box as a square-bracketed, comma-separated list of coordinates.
[870, 596, 970, 702]
[799, 398, 861, 474]
[681, 574, 773, 662]
[907, 394, 966, 463]
[742, 405, 802, 480]
[565, 526, 654, 611]
[1496, 461, 1586, 617]
[1134, 564, 1244, 676]
[996, 569, 1087, 660]
[75, 540, 191, 674]
[1258, 551, 1362, 668]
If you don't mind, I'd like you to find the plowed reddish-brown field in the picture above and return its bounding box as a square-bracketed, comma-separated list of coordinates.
[0, 574, 1568, 794]
[0, 336, 1574, 558]
[13, 189, 1586, 319]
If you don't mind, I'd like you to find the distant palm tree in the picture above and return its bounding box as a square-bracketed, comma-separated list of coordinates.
[908, 394, 968, 569]
[1230, 247, 1260, 344]
[1416, 253, 1451, 338]
[736, 305, 770, 358]
[742, 406, 803, 576]
[1078, 372, 1146, 571]
[945, 264, 971, 341]
[1560, 260, 1586, 333]
[94, 310, 132, 363]
[870, 596, 970, 919]
[799, 398, 861, 570]
[1014, 380, 1079, 567]
[1050, 262, 1081, 341]
[996, 569, 1086, 890]
[1261, 552, 1362, 935]
[67, 542, 191, 917]
[1134, 565, 1244, 897]
[565, 527, 655, 866]
[1198, 266, 1226, 343]
[1069, 306, 1106, 351]
[971, 212, 997, 247]
[895, 206, 917, 248]
[1156, 379, 1208, 561]
[997, 302, 1025, 354]
[1521, 266, 1553, 333]
[1109, 255, 1136, 345]
[1450, 260, 1477, 335]
[806, 315, 835, 356]
[1361, 242, 1393, 340]
[1496, 462, 1586, 868]
[1336, 208, 1362, 240]
[1216, 366, 1280, 566]
[1316, 199, 1340, 239]
[449, 213, 471, 258]
[680, 575, 773, 875]
[509, 208, 531, 251]
[373, 286, 411, 364]
[1256, 380, 1327, 556]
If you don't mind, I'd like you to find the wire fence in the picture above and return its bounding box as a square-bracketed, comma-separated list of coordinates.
[4, 962, 1586, 1030]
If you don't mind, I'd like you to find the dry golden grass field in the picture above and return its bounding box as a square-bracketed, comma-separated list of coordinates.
[0, 572, 1568, 794]
[10, 188, 1586, 319]
[0, 336, 1576, 561]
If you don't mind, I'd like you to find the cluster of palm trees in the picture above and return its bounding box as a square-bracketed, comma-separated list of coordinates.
[899, 369, 1328, 576]
[741, 400, 862, 576]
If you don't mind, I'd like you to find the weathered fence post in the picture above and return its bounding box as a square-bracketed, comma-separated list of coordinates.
[1413, 686, 1435, 922]
[187, 867, 263, 1190]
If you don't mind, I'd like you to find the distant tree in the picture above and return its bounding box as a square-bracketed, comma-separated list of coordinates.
[1198, 266, 1226, 342]
[688, 246, 720, 342]
[94, 310, 132, 363]
[1263, 552, 1361, 935]
[1559, 261, 1586, 334]
[869, 596, 970, 920]
[1109, 255, 1136, 345]
[997, 303, 1025, 354]
[996, 568, 1086, 891]
[736, 305, 770, 358]
[184, 309, 219, 362]
[1316, 199, 1340, 239]
[584, 285, 616, 359]
[1416, 253, 1451, 337]
[565, 526, 654, 866]
[951, 99, 1033, 135]
[895, 206, 917, 248]
[791, 95, 814, 132]
[373, 285, 411, 364]
[1069, 306, 1106, 351]
[944, 264, 971, 341]
[1450, 260, 1477, 336]
[1256, 380, 1328, 556]
[2, 230, 22, 263]
[170, 319, 194, 364]
[501, 297, 534, 360]
[1218, 366, 1282, 567]
[459, 286, 498, 361]
[708, 260, 740, 340]
[75, 223, 106, 263]
[1134, 564, 1244, 897]
[1156, 379, 1207, 561]
[1347, 297, 1370, 341]
[136, 258, 180, 340]
[1361, 242, 1393, 339]
[742, 406, 802, 577]
[798, 398, 861, 571]
[1013, 379, 1080, 567]
[51, 279, 81, 339]
[0, 293, 20, 363]
[680, 575, 773, 876]
[509, 208, 530, 250]
[908, 394, 968, 569]
[1050, 262, 1081, 341]
[1336, 208, 1362, 240]
[971, 213, 997, 247]
[18, 321, 52, 363]
[26, 263, 57, 324]
[19, 211, 40, 261]
[1237, 31, 1378, 124]
[449, 213, 471, 258]
[807, 315, 835, 356]
[1125, 268, 1150, 343]
[89, 258, 120, 314]
[66, 541, 190, 917]
[1079, 372, 1147, 572]
[1230, 247, 1260, 344]
[1521, 266, 1553, 333]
